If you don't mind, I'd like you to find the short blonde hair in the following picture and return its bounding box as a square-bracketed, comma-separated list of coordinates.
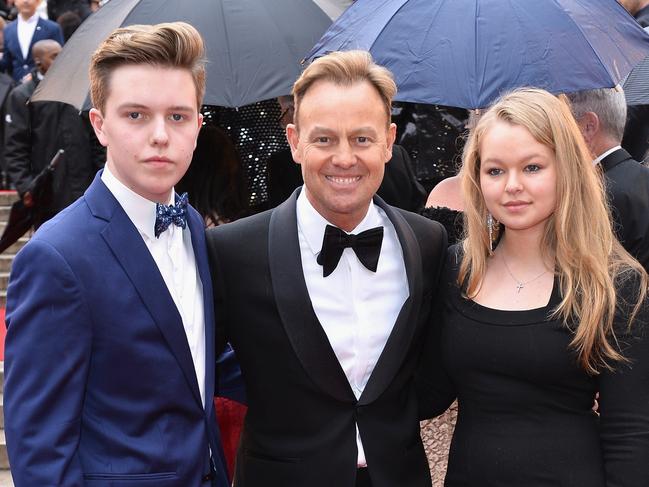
[460, 87, 647, 374]
[89, 22, 206, 113]
[292, 50, 396, 127]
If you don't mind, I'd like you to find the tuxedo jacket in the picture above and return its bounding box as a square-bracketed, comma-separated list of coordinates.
[207, 190, 447, 487]
[4, 173, 235, 487]
[601, 148, 649, 272]
[0, 16, 64, 81]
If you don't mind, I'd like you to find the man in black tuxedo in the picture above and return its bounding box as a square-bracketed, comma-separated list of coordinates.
[206, 50, 447, 487]
[568, 88, 649, 271]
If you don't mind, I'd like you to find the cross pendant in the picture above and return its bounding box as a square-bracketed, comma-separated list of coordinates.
[516, 283, 524, 293]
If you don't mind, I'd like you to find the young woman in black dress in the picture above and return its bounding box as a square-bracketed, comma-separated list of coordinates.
[418, 88, 649, 486]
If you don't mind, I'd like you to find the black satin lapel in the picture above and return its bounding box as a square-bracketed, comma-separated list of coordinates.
[101, 209, 203, 407]
[359, 198, 423, 405]
[188, 208, 215, 409]
[269, 192, 356, 403]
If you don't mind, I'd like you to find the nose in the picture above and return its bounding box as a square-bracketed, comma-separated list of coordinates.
[331, 139, 356, 168]
[150, 117, 169, 146]
[505, 171, 523, 194]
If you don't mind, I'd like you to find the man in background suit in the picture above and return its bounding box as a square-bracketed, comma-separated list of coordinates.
[0, 0, 64, 82]
[568, 87, 649, 271]
[5, 22, 238, 486]
[267, 95, 427, 211]
[207, 50, 447, 487]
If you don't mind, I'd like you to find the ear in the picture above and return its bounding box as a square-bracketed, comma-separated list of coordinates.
[384, 122, 397, 163]
[194, 113, 204, 150]
[286, 123, 302, 165]
[579, 111, 600, 145]
[89, 108, 108, 147]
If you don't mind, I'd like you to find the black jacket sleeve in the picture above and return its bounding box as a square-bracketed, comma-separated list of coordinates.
[4, 85, 34, 195]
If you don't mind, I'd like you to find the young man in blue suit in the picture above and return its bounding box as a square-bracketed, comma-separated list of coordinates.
[0, 0, 64, 82]
[4, 22, 238, 486]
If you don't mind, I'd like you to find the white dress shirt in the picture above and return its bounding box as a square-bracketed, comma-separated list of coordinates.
[101, 167, 207, 406]
[594, 145, 622, 165]
[296, 189, 409, 467]
[17, 13, 39, 61]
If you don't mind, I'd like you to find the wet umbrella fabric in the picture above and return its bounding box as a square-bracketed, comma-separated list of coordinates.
[623, 27, 649, 106]
[32, 0, 338, 110]
[306, 0, 649, 109]
[0, 149, 64, 253]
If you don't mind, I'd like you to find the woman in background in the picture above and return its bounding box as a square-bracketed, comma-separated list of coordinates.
[176, 124, 249, 227]
[418, 88, 649, 486]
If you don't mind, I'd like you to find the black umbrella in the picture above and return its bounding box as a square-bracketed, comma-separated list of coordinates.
[31, 0, 345, 109]
[0, 149, 64, 254]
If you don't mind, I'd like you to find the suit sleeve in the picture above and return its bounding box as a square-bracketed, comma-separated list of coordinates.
[597, 278, 649, 487]
[0, 34, 10, 75]
[4, 240, 92, 487]
[4, 87, 34, 195]
[416, 245, 457, 420]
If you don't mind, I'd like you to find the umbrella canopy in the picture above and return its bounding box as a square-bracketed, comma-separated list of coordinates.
[32, 0, 340, 110]
[307, 0, 649, 109]
[623, 26, 649, 106]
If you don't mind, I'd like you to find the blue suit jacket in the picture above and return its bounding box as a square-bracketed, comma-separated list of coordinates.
[4, 173, 236, 486]
[0, 17, 64, 81]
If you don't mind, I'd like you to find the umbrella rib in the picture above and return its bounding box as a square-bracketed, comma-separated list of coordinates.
[549, 0, 612, 87]
[218, 0, 237, 107]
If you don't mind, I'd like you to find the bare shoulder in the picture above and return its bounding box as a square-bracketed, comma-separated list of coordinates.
[425, 175, 463, 211]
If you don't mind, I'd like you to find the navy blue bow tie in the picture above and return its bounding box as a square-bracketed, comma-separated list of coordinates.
[154, 192, 188, 238]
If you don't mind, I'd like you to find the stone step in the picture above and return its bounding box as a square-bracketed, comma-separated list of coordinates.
[0, 273, 9, 290]
[0, 257, 13, 274]
[0, 238, 29, 258]
[0, 291, 5, 308]
[0, 429, 8, 470]
[0, 192, 17, 207]
[0, 470, 13, 486]
[0, 208, 10, 222]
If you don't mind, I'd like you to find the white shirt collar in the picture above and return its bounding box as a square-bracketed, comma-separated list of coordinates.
[101, 165, 174, 241]
[296, 187, 383, 257]
[594, 145, 622, 165]
[18, 12, 39, 26]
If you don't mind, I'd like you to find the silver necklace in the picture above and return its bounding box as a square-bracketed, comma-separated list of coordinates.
[501, 253, 549, 293]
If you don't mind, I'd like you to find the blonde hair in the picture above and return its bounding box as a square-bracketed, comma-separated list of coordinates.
[292, 50, 396, 127]
[89, 22, 206, 113]
[459, 88, 647, 374]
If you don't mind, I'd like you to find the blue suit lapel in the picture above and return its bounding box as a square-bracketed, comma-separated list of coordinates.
[84, 174, 204, 409]
[186, 207, 215, 409]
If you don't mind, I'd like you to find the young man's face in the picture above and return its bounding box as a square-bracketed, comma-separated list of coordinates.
[15, 0, 40, 19]
[286, 80, 395, 231]
[89, 64, 203, 203]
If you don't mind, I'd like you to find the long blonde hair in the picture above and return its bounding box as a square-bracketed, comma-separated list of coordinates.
[459, 88, 647, 374]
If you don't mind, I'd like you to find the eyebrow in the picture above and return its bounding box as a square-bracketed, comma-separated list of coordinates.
[116, 103, 195, 112]
[306, 126, 380, 136]
[481, 153, 547, 164]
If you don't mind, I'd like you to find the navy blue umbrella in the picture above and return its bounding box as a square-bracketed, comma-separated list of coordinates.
[306, 0, 649, 109]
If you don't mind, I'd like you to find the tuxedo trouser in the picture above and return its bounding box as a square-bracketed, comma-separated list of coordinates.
[356, 468, 372, 487]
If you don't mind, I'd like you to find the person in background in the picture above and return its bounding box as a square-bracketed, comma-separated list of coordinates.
[567, 87, 649, 272]
[4, 23, 241, 486]
[176, 124, 249, 226]
[47, 0, 91, 21]
[619, 0, 649, 162]
[0, 0, 64, 82]
[4, 38, 102, 227]
[418, 88, 649, 486]
[56, 10, 81, 41]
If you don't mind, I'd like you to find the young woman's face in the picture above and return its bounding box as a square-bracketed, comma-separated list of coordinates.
[479, 120, 557, 235]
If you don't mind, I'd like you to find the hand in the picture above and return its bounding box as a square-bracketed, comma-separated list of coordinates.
[22, 191, 34, 208]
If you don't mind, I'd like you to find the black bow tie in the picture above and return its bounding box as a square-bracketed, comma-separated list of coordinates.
[316, 225, 384, 277]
